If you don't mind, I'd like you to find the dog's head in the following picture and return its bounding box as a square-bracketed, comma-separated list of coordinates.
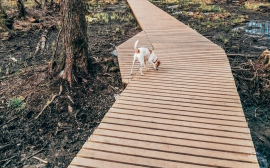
[155, 59, 161, 68]
[149, 49, 160, 69]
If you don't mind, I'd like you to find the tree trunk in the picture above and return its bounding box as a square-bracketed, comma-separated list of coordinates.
[62, 0, 88, 86]
[42, 0, 47, 8]
[0, 0, 6, 16]
[17, 0, 26, 18]
[34, 0, 42, 8]
[0, 0, 6, 27]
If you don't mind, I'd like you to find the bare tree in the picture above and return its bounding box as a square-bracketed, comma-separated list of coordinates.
[42, 0, 47, 8]
[0, 0, 6, 16]
[61, 0, 89, 86]
[0, 0, 12, 31]
[17, 0, 26, 18]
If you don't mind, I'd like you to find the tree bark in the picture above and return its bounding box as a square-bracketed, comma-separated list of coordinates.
[0, 0, 6, 16]
[17, 0, 26, 18]
[0, 0, 8, 29]
[42, 0, 47, 9]
[62, 0, 89, 86]
[34, 0, 42, 8]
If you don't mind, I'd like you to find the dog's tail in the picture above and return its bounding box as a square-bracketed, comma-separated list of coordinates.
[134, 40, 139, 52]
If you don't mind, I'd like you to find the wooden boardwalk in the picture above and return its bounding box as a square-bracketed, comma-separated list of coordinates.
[69, 0, 259, 167]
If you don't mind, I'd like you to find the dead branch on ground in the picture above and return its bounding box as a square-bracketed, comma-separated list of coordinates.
[33, 30, 48, 57]
[35, 85, 62, 119]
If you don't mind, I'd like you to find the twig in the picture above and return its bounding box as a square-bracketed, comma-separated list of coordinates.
[67, 95, 74, 104]
[109, 85, 117, 91]
[0, 116, 19, 128]
[55, 126, 59, 135]
[227, 54, 246, 56]
[0, 156, 16, 163]
[74, 111, 80, 128]
[32, 156, 48, 164]
[35, 85, 63, 119]
[254, 112, 270, 126]
[26, 144, 47, 160]
[3, 159, 11, 167]
[248, 60, 255, 71]
[16, 142, 47, 166]
[254, 107, 259, 117]
[72, 73, 78, 83]
[236, 71, 257, 81]
[104, 73, 112, 76]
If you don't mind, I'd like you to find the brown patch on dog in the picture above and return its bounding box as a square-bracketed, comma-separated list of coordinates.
[155, 60, 161, 68]
[149, 49, 152, 54]
[137, 49, 140, 53]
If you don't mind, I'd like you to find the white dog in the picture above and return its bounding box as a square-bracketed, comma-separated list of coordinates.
[131, 40, 160, 76]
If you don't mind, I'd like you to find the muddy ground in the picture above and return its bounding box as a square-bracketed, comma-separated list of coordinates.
[150, 0, 270, 167]
[0, 1, 140, 167]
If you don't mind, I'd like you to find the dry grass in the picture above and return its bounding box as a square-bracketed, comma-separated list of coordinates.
[242, 1, 270, 10]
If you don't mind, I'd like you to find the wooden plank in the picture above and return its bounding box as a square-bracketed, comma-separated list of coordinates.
[112, 103, 246, 120]
[77, 148, 209, 168]
[70, 157, 145, 168]
[89, 135, 257, 163]
[120, 92, 240, 108]
[98, 122, 254, 151]
[102, 117, 250, 139]
[123, 88, 240, 103]
[81, 141, 258, 168]
[114, 100, 245, 117]
[124, 84, 240, 98]
[117, 96, 242, 112]
[93, 129, 256, 154]
[108, 108, 248, 129]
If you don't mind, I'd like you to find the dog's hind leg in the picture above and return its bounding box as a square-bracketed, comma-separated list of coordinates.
[144, 62, 150, 71]
[144, 58, 150, 71]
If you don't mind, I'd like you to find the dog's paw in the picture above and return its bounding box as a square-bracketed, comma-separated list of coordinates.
[147, 68, 150, 71]
[131, 73, 133, 75]
[141, 74, 144, 76]
[156, 68, 159, 70]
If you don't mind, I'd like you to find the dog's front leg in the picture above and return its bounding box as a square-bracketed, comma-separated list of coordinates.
[149, 61, 157, 70]
[131, 56, 137, 75]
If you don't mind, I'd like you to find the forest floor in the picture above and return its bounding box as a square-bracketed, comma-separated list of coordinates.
[149, 0, 270, 167]
[0, 1, 140, 167]
[1, 0, 270, 167]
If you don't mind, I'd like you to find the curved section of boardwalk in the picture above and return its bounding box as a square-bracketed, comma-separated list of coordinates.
[69, 0, 259, 167]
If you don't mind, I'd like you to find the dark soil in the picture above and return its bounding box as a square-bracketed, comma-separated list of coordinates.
[150, 0, 270, 167]
[0, 1, 140, 168]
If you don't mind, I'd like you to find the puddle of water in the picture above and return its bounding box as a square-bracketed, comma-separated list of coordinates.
[167, 5, 178, 9]
[172, 11, 195, 15]
[234, 21, 270, 39]
[172, 11, 183, 15]
[85, 16, 97, 22]
[256, 152, 269, 168]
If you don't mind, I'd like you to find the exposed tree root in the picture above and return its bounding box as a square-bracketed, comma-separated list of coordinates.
[35, 85, 62, 119]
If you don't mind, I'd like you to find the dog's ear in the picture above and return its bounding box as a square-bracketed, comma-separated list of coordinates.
[155, 60, 161, 67]
[137, 49, 140, 54]
[149, 49, 152, 54]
